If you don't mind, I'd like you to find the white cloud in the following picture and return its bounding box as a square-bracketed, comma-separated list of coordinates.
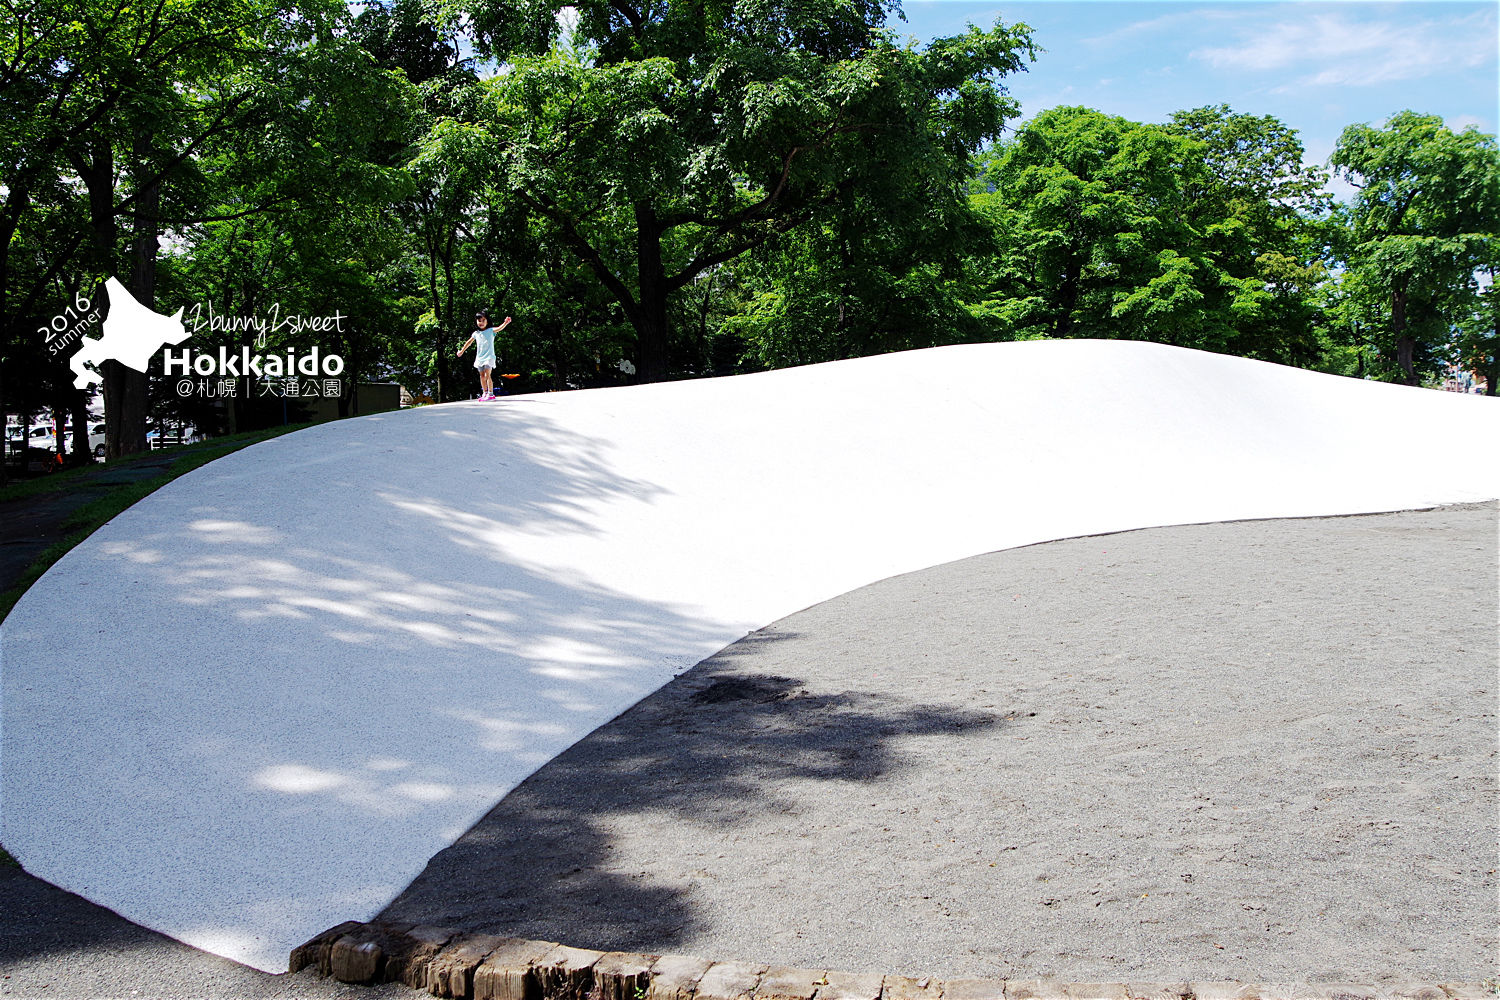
[1192, 8, 1495, 90]
[1196, 14, 1392, 72]
[1084, 8, 1236, 47]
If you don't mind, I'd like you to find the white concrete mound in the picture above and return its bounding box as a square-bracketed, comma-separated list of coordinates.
[3, 340, 1497, 971]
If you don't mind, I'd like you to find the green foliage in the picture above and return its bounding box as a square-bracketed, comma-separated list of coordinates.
[729, 186, 997, 368]
[1, 0, 420, 451]
[1453, 252, 1500, 395]
[1330, 111, 1499, 385]
[972, 104, 1332, 365]
[472, 2, 1035, 379]
[7, 0, 1495, 419]
[163, 14, 420, 412]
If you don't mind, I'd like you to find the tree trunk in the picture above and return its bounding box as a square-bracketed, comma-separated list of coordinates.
[634, 205, 669, 382]
[73, 137, 139, 459]
[440, 243, 457, 401]
[338, 336, 356, 417]
[109, 133, 163, 457]
[636, 300, 669, 383]
[59, 274, 96, 465]
[1391, 274, 1416, 386]
[0, 179, 30, 487]
[698, 275, 713, 371]
[100, 360, 144, 457]
[1394, 335, 1416, 386]
[424, 218, 455, 403]
[75, 131, 154, 458]
[1055, 258, 1081, 339]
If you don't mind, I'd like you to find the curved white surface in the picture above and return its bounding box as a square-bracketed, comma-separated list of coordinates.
[3, 340, 1497, 971]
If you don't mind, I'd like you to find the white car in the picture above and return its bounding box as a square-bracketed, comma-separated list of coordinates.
[2, 423, 62, 466]
[7, 419, 139, 458]
[26, 424, 58, 449]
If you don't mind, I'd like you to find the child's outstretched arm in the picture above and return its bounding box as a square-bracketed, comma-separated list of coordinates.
[498, 316, 513, 331]
[456, 336, 474, 357]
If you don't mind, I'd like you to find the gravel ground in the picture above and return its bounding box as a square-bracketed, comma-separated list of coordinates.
[3, 504, 1495, 995]
[382, 503, 1499, 986]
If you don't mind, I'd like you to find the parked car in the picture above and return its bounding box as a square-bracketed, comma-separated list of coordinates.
[26, 424, 58, 449]
[10, 421, 96, 457]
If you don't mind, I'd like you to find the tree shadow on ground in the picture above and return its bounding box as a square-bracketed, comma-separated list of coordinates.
[0, 400, 722, 972]
[378, 631, 1005, 952]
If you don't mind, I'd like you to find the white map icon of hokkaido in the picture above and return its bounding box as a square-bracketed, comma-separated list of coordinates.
[70, 277, 190, 389]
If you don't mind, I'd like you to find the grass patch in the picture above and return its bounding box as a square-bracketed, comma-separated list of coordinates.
[0, 531, 94, 624]
[0, 422, 313, 505]
[0, 422, 314, 623]
[0, 456, 109, 504]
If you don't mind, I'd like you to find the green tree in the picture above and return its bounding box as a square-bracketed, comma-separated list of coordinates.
[974, 107, 1206, 342]
[975, 105, 1333, 364]
[1166, 105, 1332, 366]
[471, 2, 1034, 381]
[2, 0, 413, 456]
[729, 187, 995, 368]
[1331, 111, 1499, 386]
[404, 118, 499, 401]
[1453, 250, 1500, 396]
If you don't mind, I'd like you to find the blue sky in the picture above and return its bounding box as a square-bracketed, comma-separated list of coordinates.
[893, 1, 1499, 199]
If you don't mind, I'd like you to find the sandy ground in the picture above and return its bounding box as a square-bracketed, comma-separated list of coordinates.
[381, 503, 1500, 986]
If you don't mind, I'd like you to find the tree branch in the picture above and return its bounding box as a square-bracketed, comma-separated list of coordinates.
[125, 196, 298, 225]
[658, 120, 884, 235]
[667, 177, 854, 291]
[609, 0, 644, 32]
[516, 187, 641, 319]
[110, 90, 260, 218]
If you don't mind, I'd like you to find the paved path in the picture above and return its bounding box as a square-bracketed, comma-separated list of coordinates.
[1, 505, 1495, 995]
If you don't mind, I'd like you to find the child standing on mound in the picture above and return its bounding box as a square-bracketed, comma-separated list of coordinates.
[456, 310, 512, 400]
